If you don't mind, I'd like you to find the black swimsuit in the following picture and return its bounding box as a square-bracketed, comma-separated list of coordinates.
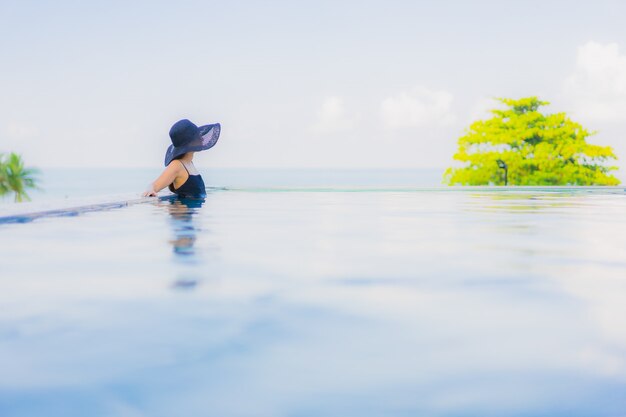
[168, 161, 206, 198]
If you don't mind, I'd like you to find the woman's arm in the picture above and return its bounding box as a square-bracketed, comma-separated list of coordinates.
[142, 162, 182, 197]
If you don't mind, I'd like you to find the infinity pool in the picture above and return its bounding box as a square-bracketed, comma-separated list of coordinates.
[1, 188, 626, 417]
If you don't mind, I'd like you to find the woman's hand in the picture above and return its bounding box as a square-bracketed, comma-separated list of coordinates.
[142, 190, 157, 197]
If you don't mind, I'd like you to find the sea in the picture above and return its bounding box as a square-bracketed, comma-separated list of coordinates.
[4, 167, 446, 203]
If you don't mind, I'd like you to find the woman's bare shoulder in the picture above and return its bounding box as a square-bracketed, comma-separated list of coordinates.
[166, 160, 185, 171]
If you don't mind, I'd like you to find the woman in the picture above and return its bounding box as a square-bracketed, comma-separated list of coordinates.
[143, 119, 221, 198]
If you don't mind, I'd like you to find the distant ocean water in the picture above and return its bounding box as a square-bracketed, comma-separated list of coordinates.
[8, 168, 446, 203]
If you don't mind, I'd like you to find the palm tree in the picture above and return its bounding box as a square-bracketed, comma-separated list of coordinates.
[0, 153, 40, 202]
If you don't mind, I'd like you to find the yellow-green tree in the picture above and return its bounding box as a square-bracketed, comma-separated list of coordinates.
[444, 97, 620, 185]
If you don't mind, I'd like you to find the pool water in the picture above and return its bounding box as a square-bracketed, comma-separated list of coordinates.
[1, 188, 626, 416]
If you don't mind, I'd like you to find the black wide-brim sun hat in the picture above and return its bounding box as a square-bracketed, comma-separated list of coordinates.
[164, 119, 221, 166]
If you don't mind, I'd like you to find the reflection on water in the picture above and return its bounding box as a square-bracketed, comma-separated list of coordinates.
[467, 192, 594, 213]
[162, 196, 206, 289]
[163, 196, 205, 257]
[1, 189, 626, 417]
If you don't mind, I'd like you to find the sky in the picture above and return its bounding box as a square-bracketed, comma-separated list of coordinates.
[1, 0, 626, 172]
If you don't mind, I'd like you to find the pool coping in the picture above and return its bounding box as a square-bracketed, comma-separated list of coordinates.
[0, 195, 174, 224]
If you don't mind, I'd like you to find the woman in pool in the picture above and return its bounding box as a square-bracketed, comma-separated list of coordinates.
[142, 119, 221, 198]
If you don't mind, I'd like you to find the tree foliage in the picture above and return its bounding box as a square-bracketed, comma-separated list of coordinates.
[444, 97, 620, 186]
[0, 152, 40, 202]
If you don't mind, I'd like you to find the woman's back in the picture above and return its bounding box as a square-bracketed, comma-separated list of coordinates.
[169, 160, 206, 198]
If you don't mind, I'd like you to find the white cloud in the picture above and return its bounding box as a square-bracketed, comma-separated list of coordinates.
[564, 41, 626, 122]
[380, 86, 454, 129]
[312, 96, 358, 133]
[6, 123, 40, 138]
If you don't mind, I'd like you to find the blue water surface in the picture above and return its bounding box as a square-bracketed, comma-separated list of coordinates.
[1, 186, 626, 417]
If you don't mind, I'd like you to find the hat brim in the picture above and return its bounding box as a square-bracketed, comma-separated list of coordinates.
[164, 123, 221, 166]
